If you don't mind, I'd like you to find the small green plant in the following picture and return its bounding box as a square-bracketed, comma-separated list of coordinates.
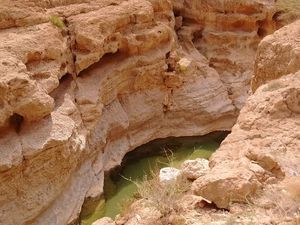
[276, 0, 300, 24]
[50, 15, 65, 28]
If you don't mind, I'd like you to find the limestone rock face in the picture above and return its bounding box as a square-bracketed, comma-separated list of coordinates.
[252, 20, 300, 91]
[174, 0, 276, 109]
[192, 18, 300, 210]
[192, 72, 300, 208]
[0, 0, 277, 225]
[105, 20, 300, 225]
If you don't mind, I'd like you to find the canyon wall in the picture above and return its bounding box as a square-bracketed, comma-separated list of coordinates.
[192, 19, 300, 223]
[0, 1, 276, 225]
[112, 19, 300, 225]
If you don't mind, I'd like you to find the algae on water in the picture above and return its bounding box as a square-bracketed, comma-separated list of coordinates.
[80, 133, 227, 225]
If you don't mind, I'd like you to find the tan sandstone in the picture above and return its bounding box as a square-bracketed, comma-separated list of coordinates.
[193, 71, 300, 212]
[110, 14, 300, 225]
[252, 19, 300, 91]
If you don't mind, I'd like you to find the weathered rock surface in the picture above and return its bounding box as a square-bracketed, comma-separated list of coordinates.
[120, 73, 300, 225]
[193, 72, 300, 210]
[252, 19, 300, 91]
[115, 200, 163, 225]
[181, 158, 209, 180]
[0, 0, 278, 225]
[192, 18, 300, 211]
[110, 18, 300, 225]
[174, 0, 277, 109]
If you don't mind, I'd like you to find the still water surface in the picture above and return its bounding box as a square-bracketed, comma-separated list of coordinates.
[80, 132, 227, 225]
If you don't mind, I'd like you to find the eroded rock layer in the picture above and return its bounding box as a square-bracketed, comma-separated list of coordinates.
[112, 72, 300, 225]
[109, 20, 300, 225]
[0, 0, 276, 225]
[174, 0, 276, 109]
[192, 20, 300, 223]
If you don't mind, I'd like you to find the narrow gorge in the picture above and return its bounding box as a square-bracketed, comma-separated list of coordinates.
[0, 0, 299, 225]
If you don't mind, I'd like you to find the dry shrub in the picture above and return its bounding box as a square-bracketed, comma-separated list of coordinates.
[136, 173, 191, 217]
[252, 184, 300, 223]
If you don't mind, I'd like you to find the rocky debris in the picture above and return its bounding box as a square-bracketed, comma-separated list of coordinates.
[159, 167, 181, 183]
[177, 57, 191, 72]
[283, 176, 300, 201]
[181, 158, 209, 180]
[252, 20, 300, 91]
[0, 0, 279, 224]
[178, 194, 212, 211]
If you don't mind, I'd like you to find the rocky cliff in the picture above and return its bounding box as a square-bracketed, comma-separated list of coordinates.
[191, 19, 300, 224]
[105, 19, 300, 225]
[0, 0, 277, 225]
[112, 72, 300, 225]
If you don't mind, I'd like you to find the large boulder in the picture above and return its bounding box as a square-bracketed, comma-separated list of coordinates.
[252, 20, 300, 91]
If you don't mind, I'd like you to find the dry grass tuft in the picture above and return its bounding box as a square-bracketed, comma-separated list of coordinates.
[136, 173, 191, 216]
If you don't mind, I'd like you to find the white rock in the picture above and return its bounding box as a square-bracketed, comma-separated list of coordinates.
[159, 167, 181, 183]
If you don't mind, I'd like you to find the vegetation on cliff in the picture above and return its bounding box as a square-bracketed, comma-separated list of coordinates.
[50, 15, 65, 28]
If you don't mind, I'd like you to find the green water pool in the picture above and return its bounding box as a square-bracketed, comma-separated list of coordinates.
[80, 132, 227, 225]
